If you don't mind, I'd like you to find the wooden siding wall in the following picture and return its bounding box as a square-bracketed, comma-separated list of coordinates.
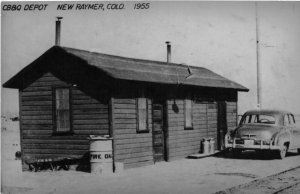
[21, 72, 109, 167]
[113, 98, 154, 169]
[226, 101, 238, 131]
[167, 100, 218, 161]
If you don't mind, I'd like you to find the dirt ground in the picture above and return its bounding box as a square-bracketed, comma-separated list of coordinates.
[2, 119, 300, 194]
[216, 166, 300, 194]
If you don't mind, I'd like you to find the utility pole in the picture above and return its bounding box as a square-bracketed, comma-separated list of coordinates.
[255, 2, 262, 109]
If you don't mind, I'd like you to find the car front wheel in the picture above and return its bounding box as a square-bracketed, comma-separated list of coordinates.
[278, 145, 288, 159]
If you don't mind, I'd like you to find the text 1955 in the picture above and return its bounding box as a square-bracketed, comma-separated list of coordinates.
[134, 3, 150, 10]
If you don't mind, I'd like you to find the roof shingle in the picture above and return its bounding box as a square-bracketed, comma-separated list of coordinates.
[3, 46, 249, 91]
[62, 47, 248, 91]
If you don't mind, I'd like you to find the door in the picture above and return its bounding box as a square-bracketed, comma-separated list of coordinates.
[288, 114, 300, 149]
[152, 101, 166, 162]
[217, 101, 227, 150]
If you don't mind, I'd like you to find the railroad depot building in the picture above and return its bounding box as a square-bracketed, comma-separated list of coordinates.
[3, 45, 248, 170]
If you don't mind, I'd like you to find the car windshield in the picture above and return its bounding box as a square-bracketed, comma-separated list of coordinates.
[241, 114, 276, 125]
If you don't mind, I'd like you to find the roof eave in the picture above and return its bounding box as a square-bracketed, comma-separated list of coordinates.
[2, 46, 250, 93]
[112, 77, 249, 92]
[2, 46, 61, 89]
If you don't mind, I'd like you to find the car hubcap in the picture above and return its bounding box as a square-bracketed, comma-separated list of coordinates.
[280, 146, 287, 158]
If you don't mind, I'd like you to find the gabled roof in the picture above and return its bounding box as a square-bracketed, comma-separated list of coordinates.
[3, 46, 248, 91]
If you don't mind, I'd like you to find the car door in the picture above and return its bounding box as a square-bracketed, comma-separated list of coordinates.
[289, 114, 300, 149]
[283, 114, 294, 148]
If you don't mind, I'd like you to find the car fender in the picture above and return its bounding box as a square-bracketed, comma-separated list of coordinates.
[224, 129, 238, 148]
[224, 132, 230, 141]
[274, 129, 291, 147]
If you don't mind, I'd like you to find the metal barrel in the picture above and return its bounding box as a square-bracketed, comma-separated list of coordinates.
[89, 136, 113, 174]
[202, 138, 210, 154]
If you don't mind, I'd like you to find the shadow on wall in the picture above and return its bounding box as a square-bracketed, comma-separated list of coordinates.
[172, 101, 179, 113]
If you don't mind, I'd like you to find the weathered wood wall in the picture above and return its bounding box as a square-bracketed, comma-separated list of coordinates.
[20, 72, 109, 169]
[167, 100, 218, 160]
[113, 98, 154, 169]
[20, 73, 238, 170]
[111, 87, 238, 166]
[226, 101, 238, 131]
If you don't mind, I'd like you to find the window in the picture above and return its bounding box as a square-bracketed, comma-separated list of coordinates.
[284, 115, 290, 126]
[184, 99, 193, 129]
[285, 114, 295, 126]
[289, 114, 295, 125]
[242, 114, 275, 125]
[137, 98, 149, 133]
[54, 88, 71, 132]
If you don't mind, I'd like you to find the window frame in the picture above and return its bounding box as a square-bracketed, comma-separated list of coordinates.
[284, 114, 290, 126]
[288, 114, 295, 126]
[243, 114, 275, 125]
[184, 99, 193, 130]
[52, 87, 73, 135]
[136, 97, 149, 133]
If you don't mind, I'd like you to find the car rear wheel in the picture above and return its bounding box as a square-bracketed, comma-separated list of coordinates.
[297, 148, 300, 154]
[278, 145, 288, 159]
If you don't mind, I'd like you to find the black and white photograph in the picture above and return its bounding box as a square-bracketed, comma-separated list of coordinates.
[1, 1, 300, 194]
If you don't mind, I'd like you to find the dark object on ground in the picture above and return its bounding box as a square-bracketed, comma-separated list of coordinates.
[15, 151, 21, 160]
[75, 152, 91, 172]
[10, 117, 19, 121]
[27, 158, 73, 172]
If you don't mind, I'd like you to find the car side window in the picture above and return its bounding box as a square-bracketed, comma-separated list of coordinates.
[288, 114, 295, 126]
[284, 115, 290, 126]
[253, 115, 258, 123]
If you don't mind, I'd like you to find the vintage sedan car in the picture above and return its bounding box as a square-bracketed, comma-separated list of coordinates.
[225, 110, 300, 159]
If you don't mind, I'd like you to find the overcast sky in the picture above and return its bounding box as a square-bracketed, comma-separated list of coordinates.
[2, 1, 300, 116]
